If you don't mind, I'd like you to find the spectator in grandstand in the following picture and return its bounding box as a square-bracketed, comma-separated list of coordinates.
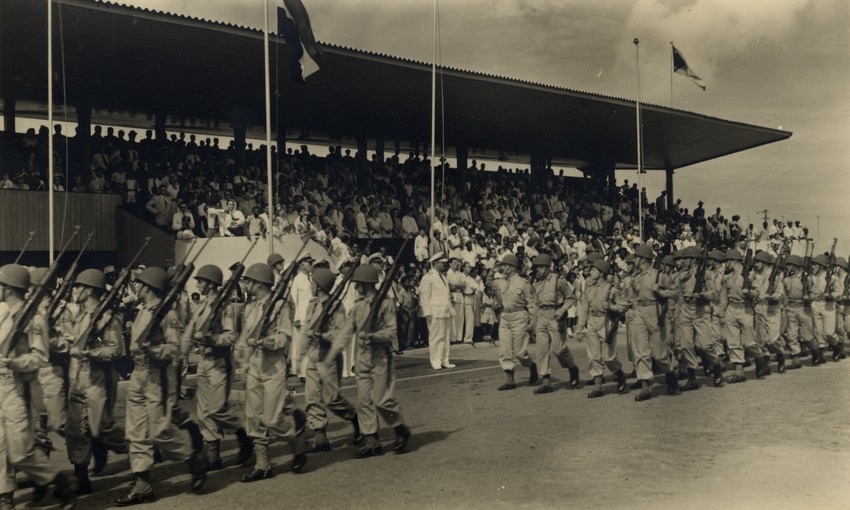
[0, 173, 14, 189]
[171, 202, 195, 233]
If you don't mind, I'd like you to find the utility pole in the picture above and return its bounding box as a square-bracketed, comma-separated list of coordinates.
[757, 209, 769, 225]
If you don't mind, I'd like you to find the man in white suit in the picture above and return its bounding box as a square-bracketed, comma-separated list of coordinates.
[418, 253, 456, 370]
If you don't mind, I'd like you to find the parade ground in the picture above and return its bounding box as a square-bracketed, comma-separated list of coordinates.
[20, 336, 850, 510]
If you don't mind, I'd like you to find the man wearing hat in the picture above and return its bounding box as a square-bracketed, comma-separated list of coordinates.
[302, 268, 360, 453]
[119, 266, 209, 505]
[418, 253, 454, 370]
[493, 253, 538, 390]
[290, 252, 315, 380]
[751, 251, 787, 373]
[782, 255, 812, 368]
[719, 250, 767, 383]
[180, 264, 252, 471]
[623, 245, 681, 400]
[808, 254, 844, 361]
[576, 258, 628, 398]
[0, 264, 77, 509]
[63, 268, 128, 493]
[239, 263, 309, 481]
[833, 257, 848, 359]
[446, 257, 467, 345]
[530, 253, 579, 393]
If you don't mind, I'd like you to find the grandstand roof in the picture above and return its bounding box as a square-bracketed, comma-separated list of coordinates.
[0, 0, 792, 171]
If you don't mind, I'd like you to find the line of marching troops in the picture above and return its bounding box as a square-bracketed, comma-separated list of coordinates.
[488, 242, 847, 402]
[0, 241, 412, 509]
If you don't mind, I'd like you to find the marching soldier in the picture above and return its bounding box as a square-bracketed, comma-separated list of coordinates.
[180, 265, 252, 471]
[576, 258, 628, 398]
[704, 249, 728, 381]
[781, 255, 809, 368]
[117, 266, 208, 506]
[624, 245, 680, 401]
[493, 253, 539, 391]
[751, 252, 787, 373]
[0, 264, 76, 510]
[239, 263, 308, 482]
[808, 254, 844, 361]
[65, 269, 128, 493]
[834, 257, 848, 359]
[304, 267, 360, 452]
[530, 253, 579, 394]
[719, 250, 766, 383]
[335, 265, 411, 458]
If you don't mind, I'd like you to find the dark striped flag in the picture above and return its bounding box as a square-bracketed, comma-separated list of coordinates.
[672, 44, 705, 91]
[276, 0, 322, 83]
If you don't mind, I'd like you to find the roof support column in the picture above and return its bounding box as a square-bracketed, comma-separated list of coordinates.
[375, 134, 385, 165]
[3, 97, 15, 138]
[665, 167, 675, 210]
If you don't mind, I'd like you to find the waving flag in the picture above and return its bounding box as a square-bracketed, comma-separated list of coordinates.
[276, 0, 322, 83]
[672, 44, 705, 91]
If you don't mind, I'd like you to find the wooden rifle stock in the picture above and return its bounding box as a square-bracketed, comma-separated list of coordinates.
[767, 239, 791, 295]
[307, 261, 361, 337]
[254, 234, 312, 338]
[46, 232, 95, 326]
[363, 239, 409, 334]
[824, 238, 838, 297]
[198, 238, 258, 336]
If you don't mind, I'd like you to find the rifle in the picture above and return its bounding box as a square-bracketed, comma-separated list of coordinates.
[14, 230, 37, 264]
[46, 232, 95, 326]
[197, 238, 258, 336]
[824, 238, 838, 299]
[693, 237, 713, 295]
[1, 227, 80, 358]
[801, 239, 814, 299]
[359, 239, 409, 338]
[305, 261, 362, 341]
[767, 239, 791, 295]
[136, 239, 210, 353]
[78, 238, 151, 348]
[742, 241, 755, 292]
[252, 234, 312, 339]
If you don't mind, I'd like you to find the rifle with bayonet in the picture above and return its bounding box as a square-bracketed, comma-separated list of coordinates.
[1, 227, 80, 358]
[198, 238, 258, 337]
[693, 236, 714, 295]
[801, 239, 814, 300]
[767, 239, 792, 295]
[824, 238, 838, 301]
[358, 239, 409, 343]
[14, 231, 37, 264]
[78, 238, 151, 351]
[46, 232, 95, 326]
[306, 260, 361, 338]
[251, 234, 312, 339]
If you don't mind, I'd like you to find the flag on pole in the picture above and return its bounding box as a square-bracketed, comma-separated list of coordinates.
[276, 0, 322, 83]
[672, 44, 705, 91]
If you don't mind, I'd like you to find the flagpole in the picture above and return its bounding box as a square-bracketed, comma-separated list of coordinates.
[670, 42, 674, 107]
[48, 0, 55, 263]
[633, 38, 643, 242]
[264, 0, 274, 255]
[429, 0, 436, 244]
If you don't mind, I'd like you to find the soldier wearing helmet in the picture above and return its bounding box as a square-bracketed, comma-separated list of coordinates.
[0, 264, 76, 508]
[529, 253, 579, 394]
[63, 268, 127, 494]
[750, 251, 788, 373]
[719, 250, 767, 383]
[576, 257, 629, 398]
[179, 264, 252, 472]
[493, 252, 539, 391]
[781, 254, 811, 368]
[808, 253, 844, 361]
[238, 262, 309, 482]
[671, 246, 727, 390]
[622, 245, 681, 400]
[335, 263, 411, 459]
[834, 257, 849, 360]
[702, 248, 729, 384]
[301, 267, 360, 454]
[119, 266, 209, 505]
[419, 252, 454, 370]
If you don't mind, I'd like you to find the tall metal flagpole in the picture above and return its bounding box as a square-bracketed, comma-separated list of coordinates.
[264, 0, 274, 255]
[670, 42, 674, 107]
[48, 0, 55, 263]
[633, 38, 643, 241]
[429, 0, 437, 244]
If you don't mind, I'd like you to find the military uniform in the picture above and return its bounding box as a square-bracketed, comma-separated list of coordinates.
[577, 276, 626, 384]
[720, 268, 766, 379]
[752, 268, 786, 371]
[808, 270, 841, 356]
[496, 273, 537, 373]
[531, 272, 578, 389]
[782, 270, 811, 361]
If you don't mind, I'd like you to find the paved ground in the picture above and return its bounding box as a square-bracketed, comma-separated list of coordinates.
[16, 335, 850, 510]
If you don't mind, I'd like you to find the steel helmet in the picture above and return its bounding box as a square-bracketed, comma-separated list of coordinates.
[624, 254, 635, 265]
[499, 253, 520, 268]
[591, 259, 611, 275]
[785, 254, 803, 267]
[75, 268, 106, 290]
[633, 244, 654, 260]
[681, 246, 702, 259]
[312, 268, 336, 293]
[834, 256, 848, 270]
[29, 267, 50, 287]
[585, 251, 604, 262]
[194, 264, 223, 286]
[708, 249, 726, 262]
[662, 255, 676, 267]
[753, 251, 774, 264]
[724, 249, 744, 262]
[672, 250, 684, 260]
[531, 254, 552, 267]
[0, 264, 30, 291]
[137, 266, 170, 292]
[811, 254, 829, 267]
[243, 263, 275, 285]
[267, 253, 285, 268]
[351, 265, 380, 284]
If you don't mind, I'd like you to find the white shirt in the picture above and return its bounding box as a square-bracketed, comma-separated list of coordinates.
[290, 271, 313, 323]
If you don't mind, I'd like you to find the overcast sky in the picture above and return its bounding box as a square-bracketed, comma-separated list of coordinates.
[127, 0, 849, 251]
